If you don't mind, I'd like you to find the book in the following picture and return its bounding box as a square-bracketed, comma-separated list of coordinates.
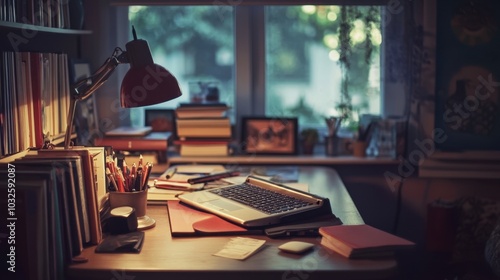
[175, 139, 230, 156]
[176, 118, 231, 138]
[0, 168, 54, 280]
[176, 118, 230, 127]
[152, 176, 205, 191]
[30, 52, 44, 148]
[94, 132, 171, 151]
[146, 185, 184, 204]
[105, 126, 153, 137]
[0, 163, 68, 279]
[319, 224, 415, 259]
[175, 103, 230, 119]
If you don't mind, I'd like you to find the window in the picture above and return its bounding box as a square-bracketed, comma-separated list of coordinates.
[265, 6, 381, 130]
[128, 5, 381, 134]
[128, 5, 235, 126]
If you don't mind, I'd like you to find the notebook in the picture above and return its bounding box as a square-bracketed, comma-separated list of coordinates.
[177, 176, 333, 228]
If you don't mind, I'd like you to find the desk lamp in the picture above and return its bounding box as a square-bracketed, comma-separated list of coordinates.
[63, 26, 182, 149]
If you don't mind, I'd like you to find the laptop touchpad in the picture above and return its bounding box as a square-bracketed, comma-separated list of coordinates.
[206, 199, 243, 212]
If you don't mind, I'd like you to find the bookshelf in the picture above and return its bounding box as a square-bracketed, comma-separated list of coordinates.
[0, 11, 92, 157]
[0, 20, 92, 34]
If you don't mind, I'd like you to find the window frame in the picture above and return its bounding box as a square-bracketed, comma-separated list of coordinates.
[112, 1, 405, 138]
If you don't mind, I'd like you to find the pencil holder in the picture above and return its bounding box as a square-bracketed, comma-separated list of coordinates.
[352, 141, 367, 157]
[109, 188, 156, 230]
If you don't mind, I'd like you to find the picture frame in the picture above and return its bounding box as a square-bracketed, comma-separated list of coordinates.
[241, 116, 298, 155]
[70, 60, 100, 146]
[434, 1, 500, 151]
[145, 109, 177, 138]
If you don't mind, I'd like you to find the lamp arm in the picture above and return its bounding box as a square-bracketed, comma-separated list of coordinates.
[63, 47, 129, 149]
[73, 47, 129, 101]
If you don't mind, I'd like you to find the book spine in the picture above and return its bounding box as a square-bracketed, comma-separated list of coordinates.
[94, 138, 168, 151]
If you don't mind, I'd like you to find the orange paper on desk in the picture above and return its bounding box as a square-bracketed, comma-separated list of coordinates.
[319, 224, 415, 259]
[167, 201, 260, 236]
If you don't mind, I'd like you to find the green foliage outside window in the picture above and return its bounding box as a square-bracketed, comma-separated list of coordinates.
[129, 5, 381, 129]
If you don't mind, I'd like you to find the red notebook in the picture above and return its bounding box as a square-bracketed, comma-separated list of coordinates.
[319, 224, 415, 258]
[166, 201, 262, 236]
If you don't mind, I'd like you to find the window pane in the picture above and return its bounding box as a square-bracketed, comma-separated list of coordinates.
[128, 6, 235, 126]
[265, 6, 381, 130]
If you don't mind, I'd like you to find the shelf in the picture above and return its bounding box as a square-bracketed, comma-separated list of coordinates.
[418, 152, 500, 179]
[168, 155, 400, 166]
[0, 20, 92, 35]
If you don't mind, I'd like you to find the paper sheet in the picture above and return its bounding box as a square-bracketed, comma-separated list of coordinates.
[213, 237, 266, 260]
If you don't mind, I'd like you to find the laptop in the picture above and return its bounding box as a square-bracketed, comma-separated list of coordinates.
[177, 176, 333, 228]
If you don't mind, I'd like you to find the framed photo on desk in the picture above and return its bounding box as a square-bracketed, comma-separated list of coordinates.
[241, 116, 298, 155]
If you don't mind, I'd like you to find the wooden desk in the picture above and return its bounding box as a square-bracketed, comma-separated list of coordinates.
[67, 166, 397, 280]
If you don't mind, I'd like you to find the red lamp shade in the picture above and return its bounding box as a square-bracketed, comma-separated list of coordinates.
[120, 39, 182, 108]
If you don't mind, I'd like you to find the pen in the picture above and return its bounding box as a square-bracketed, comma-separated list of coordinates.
[142, 162, 153, 190]
[164, 167, 177, 179]
[187, 170, 240, 184]
[134, 166, 143, 191]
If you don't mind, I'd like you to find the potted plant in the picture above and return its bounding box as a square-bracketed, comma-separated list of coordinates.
[300, 128, 319, 155]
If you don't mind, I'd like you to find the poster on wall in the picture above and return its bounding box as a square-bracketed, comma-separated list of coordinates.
[435, 0, 500, 151]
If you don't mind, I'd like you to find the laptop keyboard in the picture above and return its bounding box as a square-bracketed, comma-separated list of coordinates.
[209, 182, 314, 214]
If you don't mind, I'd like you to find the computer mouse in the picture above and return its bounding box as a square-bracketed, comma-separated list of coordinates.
[278, 241, 315, 254]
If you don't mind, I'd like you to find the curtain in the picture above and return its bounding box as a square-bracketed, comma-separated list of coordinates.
[385, 0, 436, 159]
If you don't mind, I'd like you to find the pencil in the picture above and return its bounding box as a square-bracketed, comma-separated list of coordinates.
[187, 171, 240, 184]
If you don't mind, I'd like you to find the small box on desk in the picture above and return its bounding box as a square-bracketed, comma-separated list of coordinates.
[94, 131, 171, 163]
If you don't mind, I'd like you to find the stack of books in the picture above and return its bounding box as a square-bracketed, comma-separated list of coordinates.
[319, 224, 415, 259]
[0, 146, 108, 280]
[175, 103, 232, 156]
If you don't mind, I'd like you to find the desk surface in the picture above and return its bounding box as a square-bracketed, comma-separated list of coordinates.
[67, 166, 397, 280]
